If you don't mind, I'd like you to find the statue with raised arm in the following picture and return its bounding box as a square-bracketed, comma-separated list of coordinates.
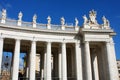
[33, 14, 37, 23]
[83, 15, 88, 24]
[18, 11, 23, 21]
[47, 16, 51, 24]
[75, 17, 79, 26]
[89, 10, 97, 24]
[1, 9, 6, 20]
[61, 17, 65, 26]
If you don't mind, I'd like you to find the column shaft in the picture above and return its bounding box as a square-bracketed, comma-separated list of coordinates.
[106, 42, 119, 80]
[92, 52, 99, 80]
[46, 42, 52, 80]
[12, 39, 20, 80]
[84, 41, 92, 80]
[0, 38, 3, 74]
[40, 53, 44, 80]
[29, 41, 36, 80]
[75, 42, 83, 80]
[61, 42, 67, 80]
[44, 52, 46, 79]
[58, 46, 62, 80]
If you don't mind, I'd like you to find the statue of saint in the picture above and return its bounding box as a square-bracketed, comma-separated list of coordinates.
[61, 17, 65, 25]
[106, 19, 110, 27]
[18, 11, 23, 21]
[1, 9, 6, 20]
[102, 16, 109, 26]
[89, 10, 97, 24]
[33, 14, 37, 23]
[47, 16, 51, 24]
[75, 18, 79, 26]
[83, 15, 88, 24]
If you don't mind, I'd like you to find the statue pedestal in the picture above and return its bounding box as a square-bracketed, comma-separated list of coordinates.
[1, 19, 5, 24]
[61, 26, 65, 30]
[83, 24, 90, 29]
[17, 21, 22, 26]
[33, 23, 36, 28]
[75, 26, 79, 31]
[47, 24, 51, 29]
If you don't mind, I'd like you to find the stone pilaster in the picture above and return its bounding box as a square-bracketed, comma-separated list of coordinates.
[12, 39, 20, 80]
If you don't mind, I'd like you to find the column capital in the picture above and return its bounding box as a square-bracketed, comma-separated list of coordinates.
[0, 37, 4, 40]
[31, 40, 36, 43]
[15, 38, 21, 41]
[0, 33, 4, 39]
[45, 41, 52, 45]
[75, 41, 81, 44]
[84, 41, 89, 44]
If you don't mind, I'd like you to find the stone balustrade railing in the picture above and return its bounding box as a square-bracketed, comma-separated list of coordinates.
[0, 9, 111, 31]
[0, 18, 78, 31]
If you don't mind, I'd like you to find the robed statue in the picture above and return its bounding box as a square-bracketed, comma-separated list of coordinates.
[75, 18, 79, 26]
[1, 9, 6, 20]
[61, 17, 65, 26]
[18, 11, 23, 21]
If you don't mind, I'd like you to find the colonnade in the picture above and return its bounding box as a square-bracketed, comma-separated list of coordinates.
[0, 37, 119, 80]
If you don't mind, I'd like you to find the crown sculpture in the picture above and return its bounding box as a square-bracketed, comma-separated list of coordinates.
[83, 10, 110, 29]
[0, 9, 110, 31]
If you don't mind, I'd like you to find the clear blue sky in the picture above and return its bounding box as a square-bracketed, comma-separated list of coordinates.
[0, 0, 120, 59]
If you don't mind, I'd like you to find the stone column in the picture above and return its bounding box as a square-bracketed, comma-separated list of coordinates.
[46, 42, 52, 80]
[40, 53, 44, 80]
[106, 41, 119, 80]
[12, 39, 20, 80]
[0, 38, 4, 74]
[75, 42, 83, 80]
[91, 49, 99, 80]
[84, 41, 92, 80]
[29, 41, 36, 80]
[26, 52, 30, 79]
[61, 42, 67, 80]
[43, 52, 47, 79]
[58, 45, 62, 80]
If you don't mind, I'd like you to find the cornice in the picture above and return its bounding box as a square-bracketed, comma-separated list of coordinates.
[0, 24, 78, 35]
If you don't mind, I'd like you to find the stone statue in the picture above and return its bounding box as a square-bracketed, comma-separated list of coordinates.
[83, 15, 88, 24]
[47, 16, 51, 24]
[61, 17, 65, 25]
[75, 18, 79, 26]
[106, 19, 110, 27]
[89, 10, 97, 24]
[18, 11, 23, 21]
[33, 14, 37, 23]
[1, 9, 6, 20]
[102, 16, 109, 26]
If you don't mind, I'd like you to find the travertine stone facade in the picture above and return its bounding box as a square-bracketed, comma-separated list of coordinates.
[0, 9, 119, 80]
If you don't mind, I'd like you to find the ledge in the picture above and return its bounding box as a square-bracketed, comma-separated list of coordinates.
[0, 23, 78, 35]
